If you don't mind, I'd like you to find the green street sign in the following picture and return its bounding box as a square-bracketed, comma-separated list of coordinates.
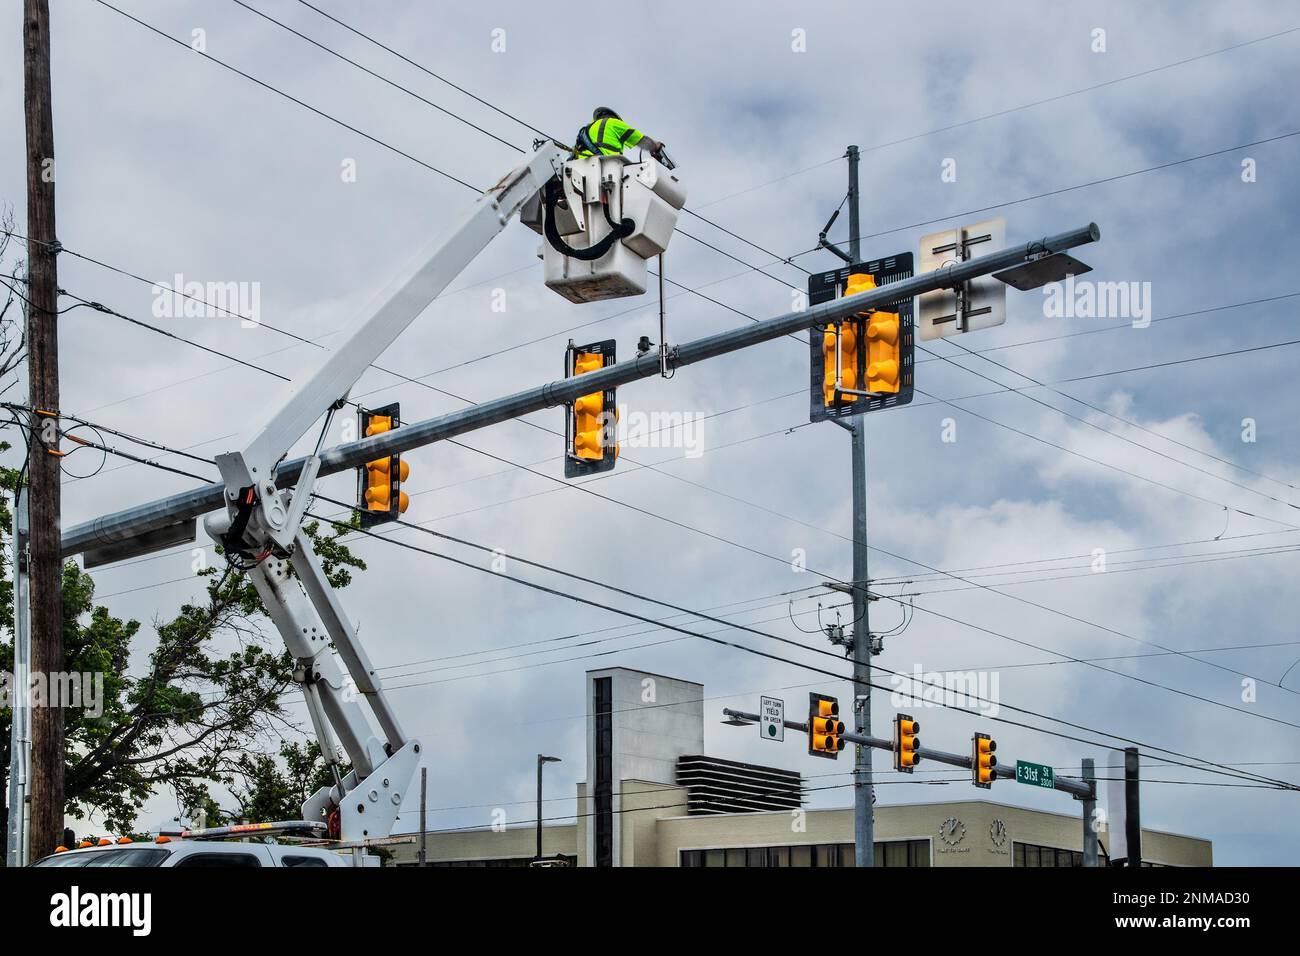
[1016, 760, 1054, 789]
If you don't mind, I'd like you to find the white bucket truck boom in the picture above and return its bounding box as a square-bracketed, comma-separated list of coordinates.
[192, 142, 683, 859]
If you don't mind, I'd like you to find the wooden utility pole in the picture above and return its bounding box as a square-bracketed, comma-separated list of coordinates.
[23, 0, 64, 860]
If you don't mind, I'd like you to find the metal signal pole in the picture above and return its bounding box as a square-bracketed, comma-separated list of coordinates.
[821, 145, 873, 865]
[844, 144, 875, 868]
[23, 0, 65, 862]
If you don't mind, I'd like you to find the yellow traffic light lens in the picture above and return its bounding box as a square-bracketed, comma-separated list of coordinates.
[844, 273, 876, 297]
[866, 315, 899, 345]
[571, 351, 615, 465]
[865, 311, 901, 394]
[822, 323, 859, 407]
[866, 359, 899, 390]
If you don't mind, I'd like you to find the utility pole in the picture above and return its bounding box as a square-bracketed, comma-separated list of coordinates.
[23, 0, 65, 862]
[418, 766, 427, 866]
[535, 754, 560, 862]
[1081, 757, 1098, 867]
[5, 487, 30, 867]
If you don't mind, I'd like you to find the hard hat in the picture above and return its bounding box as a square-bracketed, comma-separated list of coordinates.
[592, 107, 621, 121]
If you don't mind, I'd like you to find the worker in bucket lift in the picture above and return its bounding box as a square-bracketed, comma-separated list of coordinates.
[574, 107, 672, 167]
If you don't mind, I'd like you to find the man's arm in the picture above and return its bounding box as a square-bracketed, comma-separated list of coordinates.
[617, 120, 662, 156]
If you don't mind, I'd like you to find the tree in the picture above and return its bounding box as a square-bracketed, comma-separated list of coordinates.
[0, 210, 29, 395]
[0, 443, 366, 839]
[0, 215, 365, 848]
[225, 740, 340, 824]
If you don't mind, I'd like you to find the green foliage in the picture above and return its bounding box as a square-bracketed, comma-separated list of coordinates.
[223, 741, 341, 824]
[0, 457, 367, 834]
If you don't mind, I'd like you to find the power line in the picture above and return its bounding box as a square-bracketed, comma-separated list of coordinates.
[691, 23, 1300, 212]
[46, 321, 1300, 719]
[281, 0, 812, 274]
[302, 507, 1300, 791]
[230, 0, 524, 153]
[341, 504, 1300, 727]
[56, 5, 1300, 764]
[290, 0, 553, 141]
[784, 128, 1300, 257]
[90, 0, 480, 191]
[870, 528, 1300, 584]
[844, 26, 1300, 164]
[909, 377, 1300, 532]
[918, 337, 1300, 513]
[57, 424, 1296, 790]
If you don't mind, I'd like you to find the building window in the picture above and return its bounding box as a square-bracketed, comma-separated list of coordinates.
[679, 840, 929, 867]
[593, 677, 613, 868]
[427, 855, 577, 868]
[875, 839, 930, 867]
[1014, 842, 1082, 868]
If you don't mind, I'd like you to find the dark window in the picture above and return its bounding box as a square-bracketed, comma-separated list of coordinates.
[428, 855, 576, 868]
[1014, 842, 1083, 868]
[281, 855, 329, 867]
[173, 852, 263, 868]
[593, 676, 614, 868]
[815, 843, 840, 867]
[34, 848, 169, 868]
[680, 840, 928, 868]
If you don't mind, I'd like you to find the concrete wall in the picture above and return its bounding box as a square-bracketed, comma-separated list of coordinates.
[649, 799, 1211, 867]
[585, 668, 704, 866]
[388, 822, 577, 865]
[388, 797, 1210, 868]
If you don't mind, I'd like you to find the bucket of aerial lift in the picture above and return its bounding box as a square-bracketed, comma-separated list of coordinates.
[521, 152, 686, 303]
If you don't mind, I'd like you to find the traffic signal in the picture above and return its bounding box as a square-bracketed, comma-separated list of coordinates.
[807, 692, 845, 758]
[865, 308, 901, 394]
[565, 339, 618, 478]
[973, 732, 997, 789]
[357, 403, 409, 528]
[806, 255, 916, 423]
[893, 713, 921, 772]
[820, 273, 871, 410]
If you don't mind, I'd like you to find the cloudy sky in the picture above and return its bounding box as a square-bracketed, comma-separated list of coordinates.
[2, 0, 1297, 864]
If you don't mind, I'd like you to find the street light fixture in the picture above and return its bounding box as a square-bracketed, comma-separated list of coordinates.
[534, 755, 562, 864]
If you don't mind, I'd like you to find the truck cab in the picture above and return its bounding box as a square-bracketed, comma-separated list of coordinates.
[33, 840, 353, 868]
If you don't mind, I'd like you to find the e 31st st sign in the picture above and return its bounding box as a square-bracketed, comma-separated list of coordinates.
[1016, 760, 1055, 789]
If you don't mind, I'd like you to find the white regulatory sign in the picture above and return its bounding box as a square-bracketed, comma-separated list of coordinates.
[760, 696, 784, 742]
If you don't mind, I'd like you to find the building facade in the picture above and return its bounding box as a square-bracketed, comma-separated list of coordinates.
[391, 668, 1211, 867]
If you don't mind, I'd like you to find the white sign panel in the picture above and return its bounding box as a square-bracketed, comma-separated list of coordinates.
[917, 218, 1007, 340]
[760, 696, 784, 742]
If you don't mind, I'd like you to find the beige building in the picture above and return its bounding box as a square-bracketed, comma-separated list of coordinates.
[390, 668, 1211, 868]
